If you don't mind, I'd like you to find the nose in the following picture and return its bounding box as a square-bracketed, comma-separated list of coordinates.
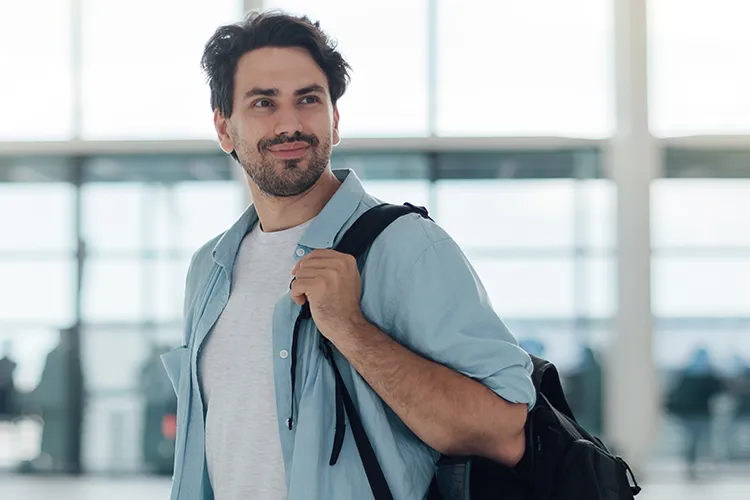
[273, 105, 304, 138]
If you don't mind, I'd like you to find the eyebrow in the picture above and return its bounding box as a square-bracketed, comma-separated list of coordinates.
[243, 84, 326, 100]
[294, 84, 326, 96]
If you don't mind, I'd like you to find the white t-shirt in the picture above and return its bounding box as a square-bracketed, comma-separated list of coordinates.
[199, 218, 313, 500]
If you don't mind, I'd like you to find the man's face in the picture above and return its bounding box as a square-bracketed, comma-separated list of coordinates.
[215, 47, 340, 198]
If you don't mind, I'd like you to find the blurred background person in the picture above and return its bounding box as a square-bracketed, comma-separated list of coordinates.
[0, 341, 19, 422]
[665, 347, 724, 480]
[18, 327, 84, 475]
[725, 355, 750, 461]
[138, 343, 177, 475]
[565, 345, 604, 440]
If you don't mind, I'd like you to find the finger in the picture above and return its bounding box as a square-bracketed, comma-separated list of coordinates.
[293, 260, 342, 276]
[293, 267, 338, 282]
[292, 250, 354, 274]
[290, 276, 320, 305]
[292, 268, 319, 281]
[294, 250, 343, 268]
[306, 249, 342, 258]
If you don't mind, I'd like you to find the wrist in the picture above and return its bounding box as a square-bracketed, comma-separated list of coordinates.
[331, 312, 371, 349]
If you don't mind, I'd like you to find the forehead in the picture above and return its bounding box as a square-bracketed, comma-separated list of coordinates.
[234, 47, 330, 96]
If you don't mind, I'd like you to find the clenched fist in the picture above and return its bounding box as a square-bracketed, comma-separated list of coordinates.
[290, 249, 367, 343]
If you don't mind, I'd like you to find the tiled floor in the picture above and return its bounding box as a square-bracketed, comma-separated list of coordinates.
[1, 475, 750, 500]
[0, 476, 171, 500]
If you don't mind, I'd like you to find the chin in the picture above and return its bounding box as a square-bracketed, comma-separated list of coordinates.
[280, 158, 307, 170]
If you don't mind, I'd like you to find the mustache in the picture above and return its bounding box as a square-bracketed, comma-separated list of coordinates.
[258, 131, 319, 152]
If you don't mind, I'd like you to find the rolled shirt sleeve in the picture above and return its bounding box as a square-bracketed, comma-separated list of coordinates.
[390, 235, 537, 409]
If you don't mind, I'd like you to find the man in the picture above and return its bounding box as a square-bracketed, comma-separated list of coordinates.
[0, 341, 18, 421]
[21, 327, 84, 474]
[162, 10, 536, 500]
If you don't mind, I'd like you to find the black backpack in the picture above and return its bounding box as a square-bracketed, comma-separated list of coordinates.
[294, 202, 642, 500]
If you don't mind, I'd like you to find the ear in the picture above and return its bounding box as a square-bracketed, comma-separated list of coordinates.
[214, 109, 236, 154]
[332, 107, 341, 147]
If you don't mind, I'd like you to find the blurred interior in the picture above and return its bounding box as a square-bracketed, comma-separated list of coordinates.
[1, 0, 750, 497]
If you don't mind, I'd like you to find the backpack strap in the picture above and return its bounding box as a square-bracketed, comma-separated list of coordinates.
[322, 339, 395, 500]
[289, 202, 431, 500]
[529, 354, 577, 423]
[335, 202, 431, 258]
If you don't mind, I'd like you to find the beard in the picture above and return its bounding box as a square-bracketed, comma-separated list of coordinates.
[233, 130, 332, 198]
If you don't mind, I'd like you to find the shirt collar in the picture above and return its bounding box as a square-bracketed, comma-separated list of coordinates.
[211, 203, 259, 270]
[211, 168, 364, 269]
[297, 169, 365, 250]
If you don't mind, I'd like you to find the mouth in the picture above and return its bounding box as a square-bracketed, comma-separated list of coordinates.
[267, 141, 310, 160]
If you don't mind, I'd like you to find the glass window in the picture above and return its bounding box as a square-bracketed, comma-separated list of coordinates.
[151, 257, 193, 322]
[174, 182, 245, 252]
[0, 0, 73, 139]
[652, 179, 750, 248]
[81, 184, 146, 253]
[81, 327, 149, 391]
[653, 257, 750, 316]
[148, 185, 179, 254]
[82, 393, 145, 472]
[81, 180, 242, 321]
[582, 256, 616, 318]
[264, 0, 430, 137]
[649, 0, 750, 135]
[436, 0, 612, 137]
[435, 180, 575, 249]
[0, 260, 75, 323]
[359, 180, 431, 209]
[580, 180, 616, 250]
[333, 153, 430, 180]
[80, 0, 241, 139]
[471, 258, 575, 318]
[82, 259, 145, 322]
[153, 326, 184, 346]
[0, 184, 75, 252]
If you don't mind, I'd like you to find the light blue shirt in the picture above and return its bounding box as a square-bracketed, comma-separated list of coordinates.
[162, 169, 536, 500]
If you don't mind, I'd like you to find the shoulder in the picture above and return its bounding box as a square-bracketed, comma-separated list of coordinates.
[355, 197, 467, 305]
[363, 200, 456, 273]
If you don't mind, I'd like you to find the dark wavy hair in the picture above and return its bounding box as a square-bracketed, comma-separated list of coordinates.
[201, 10, 351, 121]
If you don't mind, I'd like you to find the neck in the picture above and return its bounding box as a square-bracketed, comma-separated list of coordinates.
[248, 169, 341, 232]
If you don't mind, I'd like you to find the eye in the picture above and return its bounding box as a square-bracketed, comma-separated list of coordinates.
[299, 95, 320, 105]
[253, 99, 274, 108]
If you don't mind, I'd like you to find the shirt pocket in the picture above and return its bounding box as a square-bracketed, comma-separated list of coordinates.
[161, 345, 189, 396]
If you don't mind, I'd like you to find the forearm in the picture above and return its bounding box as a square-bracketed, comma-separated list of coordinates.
[333, 316, 528, 467]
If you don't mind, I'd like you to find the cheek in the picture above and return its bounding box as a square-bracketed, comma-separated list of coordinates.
[236, 114, 270, 144]
[304, 108, 334, 133]
[239, 131, 268, 154]
[314, 119, 334, 139]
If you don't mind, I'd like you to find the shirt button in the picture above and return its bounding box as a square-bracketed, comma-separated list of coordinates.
[280, 349, 289, 359]
[295, 248, 305, 257]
